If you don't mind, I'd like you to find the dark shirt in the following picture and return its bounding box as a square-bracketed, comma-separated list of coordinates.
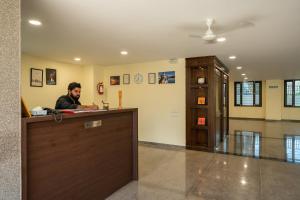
[55, 95, 81, 109]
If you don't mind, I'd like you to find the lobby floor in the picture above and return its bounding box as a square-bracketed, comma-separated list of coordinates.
[217, 119, 300, 163]
[107, 119, 300, 200]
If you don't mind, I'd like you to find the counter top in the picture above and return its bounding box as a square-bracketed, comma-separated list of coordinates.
[22, 108, 138, 123]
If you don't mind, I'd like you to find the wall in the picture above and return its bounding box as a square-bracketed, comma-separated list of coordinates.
[94, 59, 186, 146]
[0, 0, 21, 199]
[229, 79, 300, 120]
[229, 80, 266, 119]
[21, 53, 300, 150]
[21, 54, 95, 109]
[265, 80, 282, 120]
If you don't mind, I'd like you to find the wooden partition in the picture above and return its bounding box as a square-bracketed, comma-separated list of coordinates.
[186, 56, 229, 151]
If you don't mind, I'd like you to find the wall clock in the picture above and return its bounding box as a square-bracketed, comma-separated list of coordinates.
[134, 73, 143, 84]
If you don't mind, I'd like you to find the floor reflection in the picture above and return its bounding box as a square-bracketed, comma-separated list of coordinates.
[216, 131, 261, 159]
[285, 135, 300, 163]
[216, 131, 300, 163]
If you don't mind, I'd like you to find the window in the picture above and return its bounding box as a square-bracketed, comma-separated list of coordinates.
[284, 80, 300, 107]
[234, 81, 262, 106]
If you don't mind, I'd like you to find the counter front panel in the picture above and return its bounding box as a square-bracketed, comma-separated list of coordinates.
[22, 109, 138, 200]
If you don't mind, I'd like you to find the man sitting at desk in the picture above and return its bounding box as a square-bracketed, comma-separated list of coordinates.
[55, 82, 98, 110]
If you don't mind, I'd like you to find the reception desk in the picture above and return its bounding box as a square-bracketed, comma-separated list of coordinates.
[21, 108, 138, 200]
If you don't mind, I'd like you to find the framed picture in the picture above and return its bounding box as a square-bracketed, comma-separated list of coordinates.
[30, 68, 43, 87]
[158, 71, 175, 84]
[110, 76, 120, 85]
[197, 117, 206, 126]
[46, 68, 57, 85]
[123, 74, 130, 84]
[197, 97, 206, 105]
[148, 73, 156, 84]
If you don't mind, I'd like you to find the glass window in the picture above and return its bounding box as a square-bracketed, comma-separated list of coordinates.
[242, 82, 254, 106]
[234, 81, 262, 106]
[235, 83, 241, 105]
[284, 80, 300, 107]
[295, 81, 300, 106]
[255, 82, 260, 106]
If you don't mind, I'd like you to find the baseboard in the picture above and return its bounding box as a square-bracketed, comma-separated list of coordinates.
[229, 117, 300, 122]
[229, 117, 265, 121]
[138, 141, 186, 151]
[281, 119, 300, 123]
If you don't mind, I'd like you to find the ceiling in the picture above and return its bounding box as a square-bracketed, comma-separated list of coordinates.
[22, 0, 300, 80]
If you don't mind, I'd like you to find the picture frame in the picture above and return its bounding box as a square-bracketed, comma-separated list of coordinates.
[46, 68, 57, 85]
[197, 117, 206, 126]
[197, 97, 206, 105]
[158, 71, 175, 84]
[148, 73, 156, 84]
[30, 68, 43, 87]
[123, 74, 130, 84]
[110, 76, 120, 85]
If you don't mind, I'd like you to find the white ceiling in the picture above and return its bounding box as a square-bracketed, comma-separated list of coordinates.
[22, 0, 300, 80]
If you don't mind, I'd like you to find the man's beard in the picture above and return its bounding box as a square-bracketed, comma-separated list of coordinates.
[70, 94, 80, 100]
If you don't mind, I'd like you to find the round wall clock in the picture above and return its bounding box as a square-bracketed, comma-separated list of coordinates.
[134, 73, 143, 84]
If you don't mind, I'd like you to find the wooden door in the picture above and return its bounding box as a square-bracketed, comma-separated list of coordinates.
[215, 68, 223, 147]
[222, 75, 229, 138]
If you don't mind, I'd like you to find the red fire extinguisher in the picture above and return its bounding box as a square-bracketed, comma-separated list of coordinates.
[97, 82, 104, 95]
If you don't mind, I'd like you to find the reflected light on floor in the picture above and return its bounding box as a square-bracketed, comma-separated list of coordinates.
[240, 178, 247, 185]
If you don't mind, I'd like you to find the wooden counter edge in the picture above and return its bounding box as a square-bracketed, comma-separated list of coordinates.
[22, 108, 138, 123]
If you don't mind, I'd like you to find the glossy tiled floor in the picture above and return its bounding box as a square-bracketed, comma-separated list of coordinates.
[107, 145, 300, 200]
[216, 119, 300, 163]
[107, 119, 300, 200]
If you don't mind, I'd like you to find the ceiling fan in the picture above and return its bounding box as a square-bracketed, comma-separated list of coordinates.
[188, 17, 256, 43]
[189, 18, 219, 43]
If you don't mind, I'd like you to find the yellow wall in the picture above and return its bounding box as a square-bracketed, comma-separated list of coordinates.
[21, 54, 95, 109]
[265, 80, 282, 120]
[21, 54, 300, 146]
[94, 59, 186, 146]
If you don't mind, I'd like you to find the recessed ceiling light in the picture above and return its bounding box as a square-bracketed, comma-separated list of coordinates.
[229, 55, 236, 60]
[120, 51, 128, 55]
[217, 37, 226, 42]
[28, 19, 42, 26]
[73, 57, 81, 61]
[244, 77, 248, 80]
[241, 73, 246, 76]
[236, 66, 242, 70]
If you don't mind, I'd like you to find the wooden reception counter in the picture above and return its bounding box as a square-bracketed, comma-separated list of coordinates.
[22, 108, 138, 200]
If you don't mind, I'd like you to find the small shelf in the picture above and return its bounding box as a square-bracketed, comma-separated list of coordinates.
[192, 125, 208, 130]
[190, 84, 208, 89]
[191, 105, 208, 109]
[190, 66, 208, 70]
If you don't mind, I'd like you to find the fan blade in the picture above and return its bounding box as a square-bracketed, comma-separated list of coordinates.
[189, 34, 203, 38]
[214, 16, 259, 34]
